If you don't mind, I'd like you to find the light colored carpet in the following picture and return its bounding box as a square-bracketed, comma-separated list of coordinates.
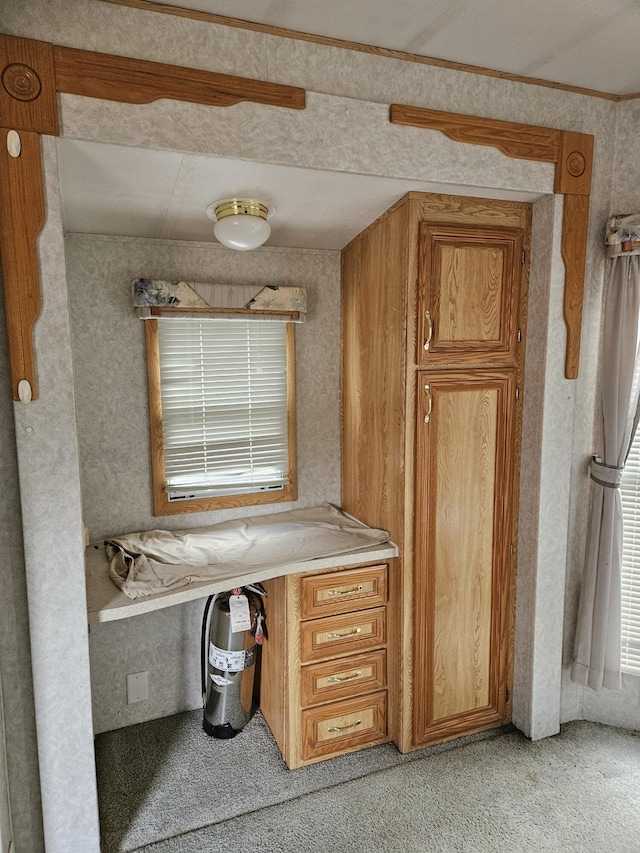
[96, 713, 640, 853]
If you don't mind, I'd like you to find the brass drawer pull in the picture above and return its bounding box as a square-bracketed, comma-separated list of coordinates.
[327, 670, 363, 684]
[326, 627, 363, 639]
[424, 310, 433, 351]
[424, 383, 432, 423]
[327, 584, 363, 597]
[328, 719, 362, 733]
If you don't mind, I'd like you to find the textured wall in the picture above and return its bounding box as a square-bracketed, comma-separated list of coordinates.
[65, 234, 341, 732]
[612, 100, 640, 213]
[10, 140, 100, 851]
[0, 275, 43, 851]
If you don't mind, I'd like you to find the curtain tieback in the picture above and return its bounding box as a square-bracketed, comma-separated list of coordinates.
[590, 457, 624, 489]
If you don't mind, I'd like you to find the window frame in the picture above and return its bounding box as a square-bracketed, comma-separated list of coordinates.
[145, 316, 297, 516]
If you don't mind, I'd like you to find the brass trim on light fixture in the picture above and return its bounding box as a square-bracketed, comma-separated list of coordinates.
[212, 199, 269, 222]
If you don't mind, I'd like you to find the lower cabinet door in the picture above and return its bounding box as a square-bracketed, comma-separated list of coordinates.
[413, 369, 516, 745]
[301, 691, 388, 762]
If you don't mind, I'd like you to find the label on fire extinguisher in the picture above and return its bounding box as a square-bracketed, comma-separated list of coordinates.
[229, 593, 252, 633]
[209, 642, 256, 672]
[210, 673, 233, 687]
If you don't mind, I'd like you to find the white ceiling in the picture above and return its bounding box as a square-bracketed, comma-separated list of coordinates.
[151, 0, 640, 96]
[57, 139, 543, 251]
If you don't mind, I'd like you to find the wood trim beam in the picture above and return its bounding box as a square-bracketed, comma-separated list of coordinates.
[149, 306, 300, 319]
[390, 104, 594, 379]
[53, 45, 306, 111]
[390, 105, 561, 163]
[0, 128, 45, 401]
[561, 194, 590, 379]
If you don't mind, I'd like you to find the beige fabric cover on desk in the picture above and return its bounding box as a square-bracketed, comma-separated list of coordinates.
[106, 504, 390, 599]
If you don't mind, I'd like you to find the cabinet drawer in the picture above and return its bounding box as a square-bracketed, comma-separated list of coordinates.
[300, 564, 388, 619]
[300, 650, 387, 707]
[301, 691, 387, 761]
[300, 607, 386, 663]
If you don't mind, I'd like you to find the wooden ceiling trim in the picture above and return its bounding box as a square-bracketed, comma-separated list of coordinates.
[52, 45, 306, 110]
[390, 103, 594, 379]
[390, 105, 561, 164]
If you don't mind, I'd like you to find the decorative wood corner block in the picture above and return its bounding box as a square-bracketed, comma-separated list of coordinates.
[554, 131, 594, 196]
[53, 45, 306, 111]
[0, 128, 45, 400]
[0, 35, 59, 135]
[389, 103, 594, 379]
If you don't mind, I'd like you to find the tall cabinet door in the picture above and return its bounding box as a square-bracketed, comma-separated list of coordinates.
[413, 369, 516, 745]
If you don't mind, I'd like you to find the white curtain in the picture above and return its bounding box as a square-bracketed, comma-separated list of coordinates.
[572, 252, 640, 690]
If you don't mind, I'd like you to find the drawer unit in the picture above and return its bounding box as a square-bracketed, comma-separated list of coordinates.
[301, 691, 388, 762]
[261, 558, 393, 769]
[300, 564, 388, 619]
[300, 649, 387, 707]
[300, 607, 386, 663]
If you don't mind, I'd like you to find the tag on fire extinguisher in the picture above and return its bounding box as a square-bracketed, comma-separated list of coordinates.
[229, 592, 252, 633]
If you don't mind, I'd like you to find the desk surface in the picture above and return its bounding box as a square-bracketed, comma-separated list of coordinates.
[85, 540, 398, 624]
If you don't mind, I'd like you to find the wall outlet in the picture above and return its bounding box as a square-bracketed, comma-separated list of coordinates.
[126, 671, 148, 704]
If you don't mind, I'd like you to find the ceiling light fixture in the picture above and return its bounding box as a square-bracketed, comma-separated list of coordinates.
[206, 198, 274, 251]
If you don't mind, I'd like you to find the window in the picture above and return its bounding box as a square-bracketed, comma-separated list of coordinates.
[146, 317, 296, 515]
[621, 434, 640, 674]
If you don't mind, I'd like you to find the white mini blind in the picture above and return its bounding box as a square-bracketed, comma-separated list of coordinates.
[157, 318, 289, 500]
[621, 436, 640, 674]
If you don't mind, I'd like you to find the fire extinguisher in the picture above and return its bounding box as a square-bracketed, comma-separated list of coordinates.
[201, 584, 267, 739]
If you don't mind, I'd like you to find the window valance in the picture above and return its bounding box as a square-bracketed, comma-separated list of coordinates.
[133, 278, 307, 321]
[606, 215, 640, 257]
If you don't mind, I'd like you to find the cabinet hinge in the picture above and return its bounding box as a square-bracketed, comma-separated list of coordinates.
[515, 387, 520, 401]
[510, 543, 514, 556]
[521, 248, 526, 265]
[517, 328, 522, 343]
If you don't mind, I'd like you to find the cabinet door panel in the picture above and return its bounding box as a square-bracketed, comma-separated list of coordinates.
[413, 370, 515, 745]
[418, 223, 522, 366]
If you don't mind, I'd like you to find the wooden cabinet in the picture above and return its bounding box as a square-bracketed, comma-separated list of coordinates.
[341, 192, 530, 752]
[261, 561, 392, 768]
